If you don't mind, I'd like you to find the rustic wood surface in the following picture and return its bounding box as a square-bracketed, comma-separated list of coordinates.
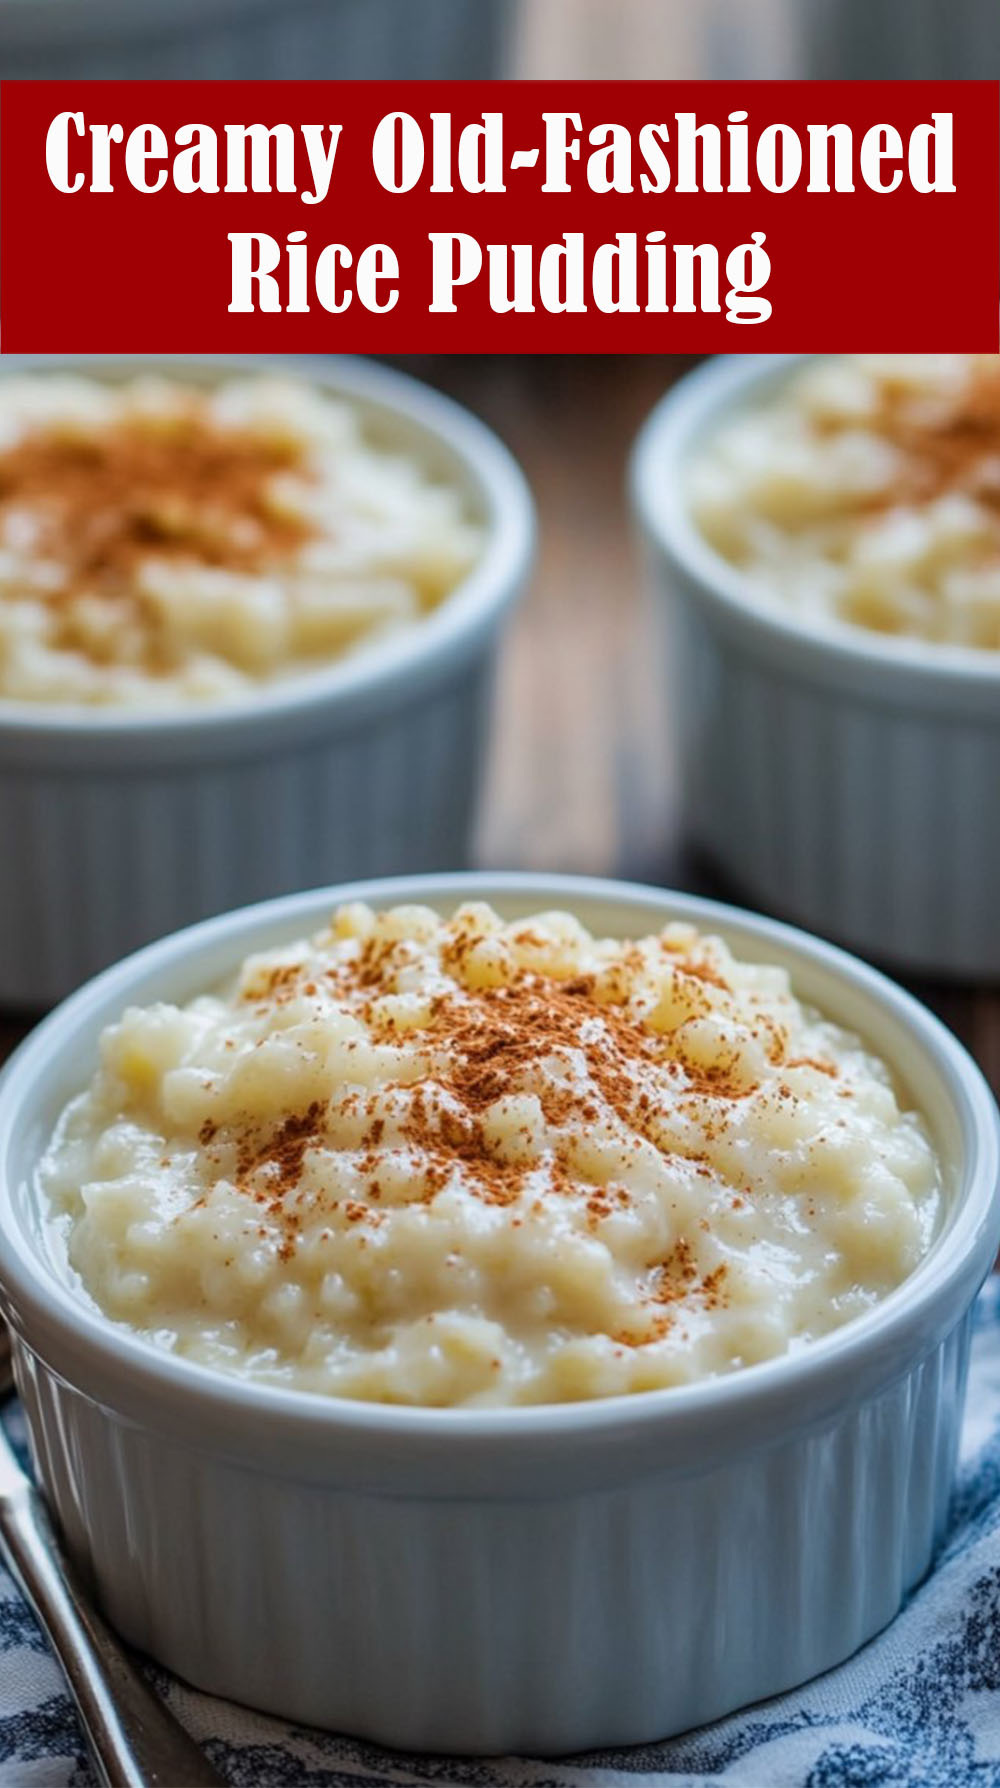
[1, 354, 998, 1106]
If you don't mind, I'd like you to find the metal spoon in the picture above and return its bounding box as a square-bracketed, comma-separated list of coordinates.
[0, 1323, 225, 1786]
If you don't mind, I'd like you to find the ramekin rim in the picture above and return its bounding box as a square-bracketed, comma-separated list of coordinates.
[0, 870, 996, 1445]
[630, 352, 1000, 687]
[0, 354, 535, 740]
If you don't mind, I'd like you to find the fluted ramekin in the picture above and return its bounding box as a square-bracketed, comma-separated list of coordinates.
[0, 871, 996, 1755]
[0, 356, 533, 1007]
[630, 355, 1000, 979]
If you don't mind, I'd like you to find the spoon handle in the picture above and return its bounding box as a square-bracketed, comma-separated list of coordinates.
[0, 1471, 225, 1787]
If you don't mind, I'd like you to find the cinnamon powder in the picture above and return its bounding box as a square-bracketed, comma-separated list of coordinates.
[220, 932, 782, 1327]
[826, 361, 1000, 515]
[0, 406, 318, 668]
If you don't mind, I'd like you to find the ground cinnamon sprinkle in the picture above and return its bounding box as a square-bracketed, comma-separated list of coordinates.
[213, 915, 790, 1308]
[235, 1100, 326, 1198]
[0, 408, 318, 670]
[0, 411, 315, 580]
[826, 362, 1000, 515]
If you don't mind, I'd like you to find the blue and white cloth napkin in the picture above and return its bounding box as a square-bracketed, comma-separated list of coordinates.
[6, 1282, 1000, 1788]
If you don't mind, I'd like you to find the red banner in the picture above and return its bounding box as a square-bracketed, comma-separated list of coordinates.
[1, 79, 997, 352]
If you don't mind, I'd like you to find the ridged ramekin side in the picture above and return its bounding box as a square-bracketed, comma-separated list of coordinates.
[659, 581, 1000, 976]
[13, 1313, 970, 1755]
[0, 660, 492, 1006]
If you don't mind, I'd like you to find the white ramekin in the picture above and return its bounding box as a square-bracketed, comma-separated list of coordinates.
[630, 355, 1000, 980]
[0, 357, 534, 1007]
[0, 872, 996, 1755]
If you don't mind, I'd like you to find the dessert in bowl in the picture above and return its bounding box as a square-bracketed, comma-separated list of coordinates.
[1, 872, 996, 1752]
[631, 354, 1000, 977]
[42, 894, 942, 1407]
[0, 356, 533, 1005]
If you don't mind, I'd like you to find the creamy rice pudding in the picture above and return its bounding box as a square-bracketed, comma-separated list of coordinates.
[690, 355, 1000, 648]
[40, 902, 941, 1407]
[0, 375, 479, 706]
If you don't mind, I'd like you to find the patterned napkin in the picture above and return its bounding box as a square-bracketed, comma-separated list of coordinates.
[6, 1282, 1000, 1788]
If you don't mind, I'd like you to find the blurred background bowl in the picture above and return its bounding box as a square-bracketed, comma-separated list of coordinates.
[631, 354, 1000, 981]
[0, 355, 534, 1008]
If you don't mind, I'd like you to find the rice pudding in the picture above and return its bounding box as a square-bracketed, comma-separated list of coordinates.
[0, 374, 479, 706]
[39, 901, 942, 1407]
[690, 355, 1000, 648]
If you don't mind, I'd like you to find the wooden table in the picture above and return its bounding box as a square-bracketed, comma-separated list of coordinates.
[2, 354, 998, 1105]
